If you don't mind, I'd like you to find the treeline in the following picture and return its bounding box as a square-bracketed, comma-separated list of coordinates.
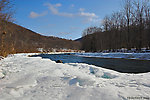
[82, 0, 150, 52]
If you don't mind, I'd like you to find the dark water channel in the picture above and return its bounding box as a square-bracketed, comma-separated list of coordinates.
[31, 54, 150, 74]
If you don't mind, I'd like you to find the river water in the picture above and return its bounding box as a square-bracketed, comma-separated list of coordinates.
[31, 54, 150, 73]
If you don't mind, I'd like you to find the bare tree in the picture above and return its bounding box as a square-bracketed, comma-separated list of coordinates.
[122, 0, 133, 49]
[102, 16, 111, 31]
[0, 0, 14, 56]
[0, 0, 14, 21]
[82, 26, 101, 37]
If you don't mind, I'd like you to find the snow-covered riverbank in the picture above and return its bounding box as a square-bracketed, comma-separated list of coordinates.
[75, 53, 150, 60]
[0, 54, 150, 100]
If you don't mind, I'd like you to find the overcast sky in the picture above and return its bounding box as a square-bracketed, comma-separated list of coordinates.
[13, 0, 121, 40]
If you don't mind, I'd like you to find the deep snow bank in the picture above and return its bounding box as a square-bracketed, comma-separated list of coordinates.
[0, 54, 150, 100]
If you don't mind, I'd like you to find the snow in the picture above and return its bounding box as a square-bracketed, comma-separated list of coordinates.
[74, 53, 150, 60]
[0, 53, 150, 100]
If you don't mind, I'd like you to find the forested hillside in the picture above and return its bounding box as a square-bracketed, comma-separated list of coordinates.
[0, 21, 81, 56]
[81, 0, 150, 52]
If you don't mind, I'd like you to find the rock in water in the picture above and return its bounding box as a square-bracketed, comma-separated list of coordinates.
[56, 60, 63, 63]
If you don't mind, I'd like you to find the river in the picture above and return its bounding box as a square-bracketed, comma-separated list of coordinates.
[31, 53, 150, 74]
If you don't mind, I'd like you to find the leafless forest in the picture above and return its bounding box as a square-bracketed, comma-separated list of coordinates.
[82, 0, 150, 52]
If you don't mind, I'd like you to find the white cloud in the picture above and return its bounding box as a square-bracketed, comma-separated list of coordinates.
[78, 9, 99, 23]
[45, 3, 58, 15]
[79, 12, 98, 19]
[45, 2, 99, 23]
[45, 3, 73, 17]
[29, 11, 47, 18]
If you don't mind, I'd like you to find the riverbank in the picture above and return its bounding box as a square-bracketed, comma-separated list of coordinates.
[74, 52, 150, 60]
[0, 53, 150, 100]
